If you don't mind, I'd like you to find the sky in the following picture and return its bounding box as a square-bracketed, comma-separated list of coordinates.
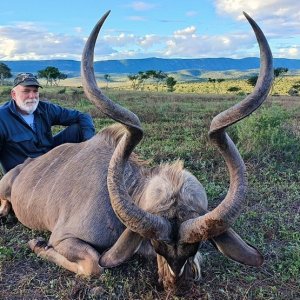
[0, 0, 299, 61]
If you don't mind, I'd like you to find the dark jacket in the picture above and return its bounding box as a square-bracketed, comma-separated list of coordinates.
[0, 100, 95, 173]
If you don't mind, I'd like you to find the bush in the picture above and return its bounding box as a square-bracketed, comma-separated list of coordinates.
[0, 87, 11, 97]
[247, 75, 258, 87]
[71, 88, 84, 96]
[235, 105, 300, 161]
[227, 86, 241, 92]
[288, 88, 299, 96]
[57, 88, 66, 94]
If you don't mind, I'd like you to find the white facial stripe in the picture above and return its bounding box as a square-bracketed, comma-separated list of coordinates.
[193, 252, 202, 281]
[179, 260, 187, 277]
[167, 264, 175, 276]
[133, 241, 143, 254]
[167, 253, 202, 279]
[167, 261, 188, 277]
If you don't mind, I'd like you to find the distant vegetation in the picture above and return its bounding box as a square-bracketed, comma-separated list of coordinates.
[37, 66, 67, 86]
[127, 70, 176, 92]
[2, 60, 300, 96]
[0, 63, 12, 85]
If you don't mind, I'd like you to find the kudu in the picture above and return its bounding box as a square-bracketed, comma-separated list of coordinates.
[0, 11, 273, 295]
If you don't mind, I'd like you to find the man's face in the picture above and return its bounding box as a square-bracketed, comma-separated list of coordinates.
[11, 85, 39, 115]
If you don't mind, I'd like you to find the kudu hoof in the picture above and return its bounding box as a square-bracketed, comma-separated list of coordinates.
[28, 238, 48, 253]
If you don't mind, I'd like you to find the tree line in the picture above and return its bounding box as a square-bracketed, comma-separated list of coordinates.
[0, 62, 299, 95]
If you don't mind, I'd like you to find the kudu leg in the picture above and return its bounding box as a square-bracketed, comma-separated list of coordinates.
[0, 198, 11, 217]
[0, 162, 28, 218]
[28, 237, 103, 276]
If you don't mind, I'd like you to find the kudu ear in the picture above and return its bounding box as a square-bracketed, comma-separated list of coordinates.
[99, 228, 143, 268]
[210, 228, 264, 267]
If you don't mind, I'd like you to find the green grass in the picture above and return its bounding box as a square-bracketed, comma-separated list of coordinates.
[0, 88, 299, 299]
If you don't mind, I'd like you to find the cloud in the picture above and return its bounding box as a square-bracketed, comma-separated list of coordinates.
[0, 25, 114, 60]
[127, 1, 157, 11]
[1, 1, 299, 61]
[277, 46, 300, 58]
[214, 0, 300, 58]
[139, 34, 162, 48]
[103, 33, 137, 47]
[163, 29, 253, 58]
[174, 26, 197, 37]
[215, 0, 300, 32]
[0, 19, 281, 61]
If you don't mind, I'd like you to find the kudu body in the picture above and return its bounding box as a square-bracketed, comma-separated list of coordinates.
[0, 11, 273, 295]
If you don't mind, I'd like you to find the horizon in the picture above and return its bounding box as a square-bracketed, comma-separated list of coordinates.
[2, 56, 300, 63]
[0, 1, 299, 61]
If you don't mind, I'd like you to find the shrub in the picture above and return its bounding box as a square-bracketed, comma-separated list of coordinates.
[288, 83, 300, 96]
[227, 86, 241, 92]
[247, 75, 258, 87]
[71, 88, 84, 95]
[57, 88, 66, 94]
[288, 88, 299, 96]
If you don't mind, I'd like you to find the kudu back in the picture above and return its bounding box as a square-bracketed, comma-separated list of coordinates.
[0, 11, 273, 295]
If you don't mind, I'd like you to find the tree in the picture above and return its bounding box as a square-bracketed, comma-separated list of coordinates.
[128, 70, 167, 91]
[128, 72, 148, 91]
[247, 75, 258, 87]
[154, 71, 167, 91]
[0, 63, 12, 85]
[128, 74, 139, 90]
[271, 67, 288, 94]
[137, 71, 148, 90]
[37, 66, 67, 86]
[104, 74, 111, 89]
[274, 67, 288, 78]
[145, 70, 167, 91]
[247, 68, 288, 94]
[166, 76, 177, 92]
[57, 73, 67, 85]
[207, 77, 225, 93]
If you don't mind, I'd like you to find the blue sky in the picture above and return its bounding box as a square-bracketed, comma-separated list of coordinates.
[0, 0, 299, 61]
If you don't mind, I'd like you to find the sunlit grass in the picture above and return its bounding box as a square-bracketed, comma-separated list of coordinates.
[36, 74, 300, 96]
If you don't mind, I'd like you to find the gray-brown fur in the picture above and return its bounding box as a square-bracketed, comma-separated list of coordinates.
[0, 11, 272, 296]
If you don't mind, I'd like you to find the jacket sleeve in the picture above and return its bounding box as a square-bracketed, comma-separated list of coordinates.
[47, 102, 95, 141]
[0, 128, 3, 154]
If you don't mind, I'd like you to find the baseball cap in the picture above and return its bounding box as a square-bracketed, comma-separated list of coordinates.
[13, 72, 43, 88]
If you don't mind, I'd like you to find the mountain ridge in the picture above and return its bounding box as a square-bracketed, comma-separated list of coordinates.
[2, 57, 300, 77]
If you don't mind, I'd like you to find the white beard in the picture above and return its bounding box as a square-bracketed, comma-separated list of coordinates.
[16, 98, 39, 114]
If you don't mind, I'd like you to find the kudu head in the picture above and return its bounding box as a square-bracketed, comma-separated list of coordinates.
[81, 11, 273, 295]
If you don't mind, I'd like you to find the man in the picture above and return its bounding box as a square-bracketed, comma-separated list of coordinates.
[0, 72, 95, 173]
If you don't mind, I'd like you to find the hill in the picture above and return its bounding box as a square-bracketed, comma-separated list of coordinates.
[3, 57, 300, 78]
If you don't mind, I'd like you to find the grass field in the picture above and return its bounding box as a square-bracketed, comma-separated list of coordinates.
[59, 73, 300, 96]
[0, 86, 299, 299]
